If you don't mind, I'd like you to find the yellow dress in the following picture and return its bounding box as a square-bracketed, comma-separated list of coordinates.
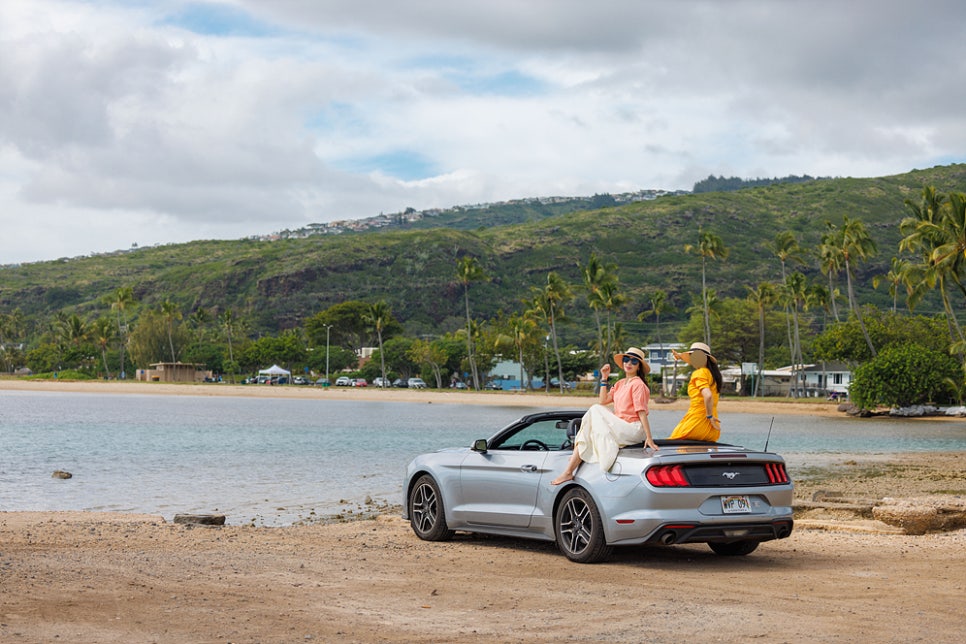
[668, 367, 720, 441]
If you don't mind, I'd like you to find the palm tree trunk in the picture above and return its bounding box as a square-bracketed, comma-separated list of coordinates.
[755, 307, 765, 397]
[701, 255, 711, 344]
[463, 287, 479, 389]
[845, 260, 876, 357]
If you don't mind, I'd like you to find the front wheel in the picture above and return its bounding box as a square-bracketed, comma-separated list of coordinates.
[708, 540, 759, 556]
[408, 475, 454, 541]
[554, 488, 612, 563]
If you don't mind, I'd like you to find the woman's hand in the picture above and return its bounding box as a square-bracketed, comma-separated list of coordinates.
[600, 364, 611, 380]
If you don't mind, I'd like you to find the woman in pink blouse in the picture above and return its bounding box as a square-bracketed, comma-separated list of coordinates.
[551, 347, 657, 485]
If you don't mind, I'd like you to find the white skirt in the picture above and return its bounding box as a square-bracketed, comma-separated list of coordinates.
[575, 404, 645, 473]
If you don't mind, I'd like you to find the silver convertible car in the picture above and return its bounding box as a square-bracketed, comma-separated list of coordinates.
[403, 410, 794, 563]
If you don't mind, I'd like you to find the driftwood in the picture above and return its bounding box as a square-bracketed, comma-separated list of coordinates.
[51, 470, 72, 479]
[173, 514, 226, 526]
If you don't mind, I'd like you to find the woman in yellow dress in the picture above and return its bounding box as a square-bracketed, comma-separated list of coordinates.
[669, 342, 722, 442]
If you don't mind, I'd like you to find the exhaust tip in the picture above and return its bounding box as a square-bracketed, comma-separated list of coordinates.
[660, 531, 677, 545]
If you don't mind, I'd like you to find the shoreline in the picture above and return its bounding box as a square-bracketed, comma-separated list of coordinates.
[1, 377, 851, 417]
[4, 376, 964, 421]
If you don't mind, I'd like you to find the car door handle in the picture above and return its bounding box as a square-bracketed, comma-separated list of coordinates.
[521, 465, 538, 472]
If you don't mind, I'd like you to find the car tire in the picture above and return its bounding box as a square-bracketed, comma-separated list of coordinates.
[408, 475, 454, 541]
[554, 487, 612, 563]
[708, 540, 759, 556]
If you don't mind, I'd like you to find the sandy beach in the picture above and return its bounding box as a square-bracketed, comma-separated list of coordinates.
[2, 378, 965, 642]
[0, 376, 857, 418]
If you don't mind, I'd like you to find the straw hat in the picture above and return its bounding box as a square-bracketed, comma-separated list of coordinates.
[613, 347, 651, 375]
[688, 341, 717, 363]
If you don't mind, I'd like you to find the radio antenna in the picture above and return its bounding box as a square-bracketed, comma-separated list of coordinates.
[763, 416, 775, 452]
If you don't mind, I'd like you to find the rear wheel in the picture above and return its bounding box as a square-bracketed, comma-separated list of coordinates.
[408, 475, 454, 541]
[708, 540, 759, 556]
[554, 488, 612, 563]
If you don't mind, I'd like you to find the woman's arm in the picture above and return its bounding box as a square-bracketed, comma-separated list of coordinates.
[638, 410, 658, 451]
[598, 364, 614, 404]
[701, 387, 720, 430]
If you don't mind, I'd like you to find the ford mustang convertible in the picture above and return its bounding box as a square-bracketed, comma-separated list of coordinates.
[403, 410, 794, 563]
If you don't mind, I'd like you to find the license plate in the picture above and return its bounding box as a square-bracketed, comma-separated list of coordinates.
[721, 495, 752, 514]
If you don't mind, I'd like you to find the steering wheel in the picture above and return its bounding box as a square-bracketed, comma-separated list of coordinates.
[521, 439, 549, 451]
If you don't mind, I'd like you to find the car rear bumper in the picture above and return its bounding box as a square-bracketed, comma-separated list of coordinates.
[644, 519, 794, 545]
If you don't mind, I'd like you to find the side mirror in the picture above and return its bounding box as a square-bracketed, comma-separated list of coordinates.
[472, 439, 488, 453]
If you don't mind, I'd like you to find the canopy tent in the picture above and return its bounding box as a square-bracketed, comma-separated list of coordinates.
[258, 364, 291, 376]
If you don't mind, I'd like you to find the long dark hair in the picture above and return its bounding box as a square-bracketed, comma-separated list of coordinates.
[705, 356, 723, 392]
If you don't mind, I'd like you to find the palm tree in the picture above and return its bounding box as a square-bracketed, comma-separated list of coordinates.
[55, 312, 89, 369]
[873, 257, 911, 313]
[364, 300, 393, 387]
[159, 299, 182, 363]
[506, 313, 537, 390]
[685, 230, 728, 345]
[817, 236, 843, 323]
[0, 309, 25, 373]
[529, 272, 573, 393]
[747, 282, 776, 397]
[900, 187, 966, 346]
[597, 281, 625, 369]
[220, 309, 238, 382]
[580, 252, 619, 368]
[107, 287, 134, 378]
[456, 255, 486, 389]
[91, 317, 115, 378]
[638, 289, 672, 394]
[823, 216, 878, 356]
[782, 272, 808, 396]
[772, 232, 803, 364]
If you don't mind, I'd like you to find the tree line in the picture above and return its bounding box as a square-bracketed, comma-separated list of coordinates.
[2, 186, 965, 409]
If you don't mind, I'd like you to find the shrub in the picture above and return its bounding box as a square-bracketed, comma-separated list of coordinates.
[849, 344, 959, 410]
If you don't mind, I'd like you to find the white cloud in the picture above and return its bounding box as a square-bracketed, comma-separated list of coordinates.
[1, 0, 964, 263]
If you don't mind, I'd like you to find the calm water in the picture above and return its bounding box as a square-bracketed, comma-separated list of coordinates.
[2, 390, 965, 526]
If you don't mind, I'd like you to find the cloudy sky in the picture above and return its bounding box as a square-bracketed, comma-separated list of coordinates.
[1, 0, 964, 264]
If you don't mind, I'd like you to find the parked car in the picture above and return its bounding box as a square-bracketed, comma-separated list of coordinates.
[450, 381, 468, 390]
[315, 378, 331, 387]
[335, 376, 352, 386]
[373, 377, 391, 388]
[403, 410, 794, 563]
[407, 377, 427, 389]
[550, 378, 575, 391]
[352, 378, 368, 387]
[392, 378, 408, 388]
[292, 376, 310, 385]
[483, 380, 503, 391]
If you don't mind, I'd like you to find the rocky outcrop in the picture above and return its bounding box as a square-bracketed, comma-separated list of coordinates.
[51, 470, 72, 479]
[871, 496, 966, 535]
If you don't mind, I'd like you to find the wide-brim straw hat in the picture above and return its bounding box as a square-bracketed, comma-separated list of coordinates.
[613, 347, 651, 375]
[688, 341, 717, 363]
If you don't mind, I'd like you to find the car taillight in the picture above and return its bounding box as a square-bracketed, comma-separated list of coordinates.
[765, 462, 789, 484]
[645, 464, 690, 487]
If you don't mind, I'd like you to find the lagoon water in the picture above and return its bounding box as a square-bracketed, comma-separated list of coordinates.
[2, 390, 965, 526]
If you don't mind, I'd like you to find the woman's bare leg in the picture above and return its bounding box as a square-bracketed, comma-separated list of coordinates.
[551, 449, 582, 485]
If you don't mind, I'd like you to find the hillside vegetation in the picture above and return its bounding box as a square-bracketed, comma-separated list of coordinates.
[2, 164, 966, 346]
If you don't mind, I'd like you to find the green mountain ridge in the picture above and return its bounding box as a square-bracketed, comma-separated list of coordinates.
[2, 164, 966, 345]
